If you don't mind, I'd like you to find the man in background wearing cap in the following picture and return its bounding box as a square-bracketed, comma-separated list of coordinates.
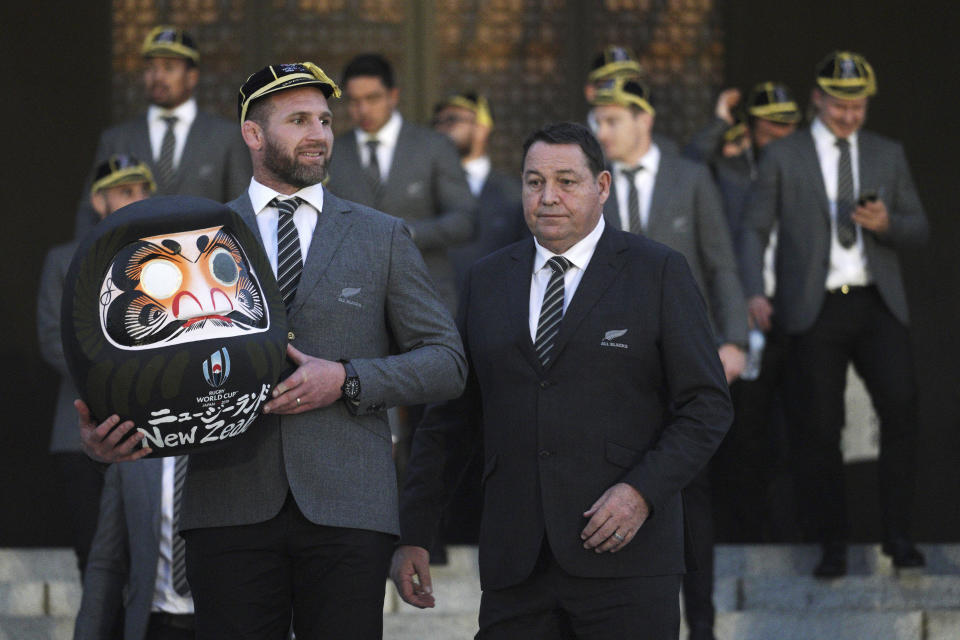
[685, 83, 803, 544]
[75, 26, 251, 237]
[584, 45, 678, 154]
[39, 155, 155, 587]
[591, 77, 748, 640]
[741, 51, 929, 578]
[79, 62, 466, 639]
[327, 53, 476, 313]
[432, 92, 528, 300]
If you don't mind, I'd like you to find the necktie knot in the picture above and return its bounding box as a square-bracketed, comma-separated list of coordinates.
[835, 137, 850, 150]
[621, 165, 644, 180]
[162, 115, 178, 129]
[272, 196, 302, 217]
[547, 256, 572, 276]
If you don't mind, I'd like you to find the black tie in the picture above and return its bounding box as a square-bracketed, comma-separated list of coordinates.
[835, 138, 856, 248]
[621, 165, 644, 234]
[157, 115, 178, 189]
[171, 455, 190, 596]
[534, 256, 572, 366]
[365, 139, 381, 187]
[272, 197, 304, 312]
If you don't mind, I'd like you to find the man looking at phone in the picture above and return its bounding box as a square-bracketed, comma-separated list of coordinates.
[740, 51, 929, 578]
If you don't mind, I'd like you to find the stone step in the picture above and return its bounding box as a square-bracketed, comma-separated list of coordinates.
[0, 616, 74, 640]
[742, 575, 960, 611]
[714, 544, 960, 577]
[0, 550, 78, 582]
[708, 611, 925, 640]
[0, 580, 81, 617]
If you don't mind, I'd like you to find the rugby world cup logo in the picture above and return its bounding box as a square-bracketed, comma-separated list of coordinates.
[202, 347, 231, 388]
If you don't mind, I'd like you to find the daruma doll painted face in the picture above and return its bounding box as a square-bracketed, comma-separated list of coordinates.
[63, 195, 288, 457]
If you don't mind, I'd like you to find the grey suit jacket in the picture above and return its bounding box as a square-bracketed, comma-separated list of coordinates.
[74, 110, 252, 236]
[740, 128, 929, 333]
[603, 151, 748, 347]
[180, 190, 467, 536]
[38, 241, 82, 453]
[74, 459, 165, 640]
[326, 119, 477, 310]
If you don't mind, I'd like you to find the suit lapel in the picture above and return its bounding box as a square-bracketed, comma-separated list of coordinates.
[133, 116, 154, 169]
[286, 191, 355, 318]
[141, 458, 164, 539]
[549, 226, 625, 367]
[230, 193, 263, 245]
[602, 175, 623, 230]
[505, 239, 540, 370]
[647, 153, 678, 238]
[172, 112, 206, 190]
[798, 130, 831, 223]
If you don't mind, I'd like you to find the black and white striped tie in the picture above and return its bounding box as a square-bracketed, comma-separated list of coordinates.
[835, 138, 856, 248]
[272, 197, 304, 312]
[156, 115, 178, 189]
[534, 256, 572, 366]
[171, 455, 190, 596]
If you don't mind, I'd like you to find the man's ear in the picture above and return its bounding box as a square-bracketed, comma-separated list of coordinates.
[186, 67, 200, 93]
[90, 192, 108, 219]
[241, 120, 263, 150]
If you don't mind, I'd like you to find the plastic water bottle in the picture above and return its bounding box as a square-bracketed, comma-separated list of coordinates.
[740, 329, 766, 381]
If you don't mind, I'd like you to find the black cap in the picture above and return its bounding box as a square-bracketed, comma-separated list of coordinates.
[590, 76, 655, 115]
[816, 51, 877, 99]
[238, 62, 341, 123]
[91, 154, 156, 197]
[588, 45, 643, 83]
[141, 26, 199, 64]
[746, 82, 802, 124]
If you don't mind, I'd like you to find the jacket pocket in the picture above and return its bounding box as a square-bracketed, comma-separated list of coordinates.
[605, 440, 640, 469]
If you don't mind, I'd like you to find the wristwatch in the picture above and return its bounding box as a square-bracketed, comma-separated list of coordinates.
[340, 360, 361, 404]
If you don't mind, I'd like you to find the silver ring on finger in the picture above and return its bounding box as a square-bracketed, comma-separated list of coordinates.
[296, 397, 301, 406]
[613, 531, 625, 542]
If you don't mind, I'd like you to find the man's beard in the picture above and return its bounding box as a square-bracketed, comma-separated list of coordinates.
[263, 136, 327, 189]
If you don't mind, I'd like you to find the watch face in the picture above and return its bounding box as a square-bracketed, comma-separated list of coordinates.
[343, 377, 361, 399]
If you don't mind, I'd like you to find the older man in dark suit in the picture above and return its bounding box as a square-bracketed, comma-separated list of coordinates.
[78, 62, 466, 640]
[590, 75, 748, 640]
[391, 122, 731, 639]
[740, 51, 929, 578]
[76, 26, 251, 237]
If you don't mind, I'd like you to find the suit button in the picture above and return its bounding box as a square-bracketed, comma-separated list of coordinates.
[538, 450, 551, 458]
[539, 380, 551, 389]
[288, 331, 296, 341]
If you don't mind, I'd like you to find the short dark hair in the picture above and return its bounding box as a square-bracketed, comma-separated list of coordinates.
[341, 53, 395, 89]
[522, 122, 606, 177]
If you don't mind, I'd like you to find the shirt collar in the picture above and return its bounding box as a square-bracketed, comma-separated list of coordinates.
[533, 215, 605, 274]
[148, 98, 197, 127]
[358, 111, 402, 149]
[463, 156, 491, 195]
[614, 142, 660, 178]
[249, 177, 325, 216]
[812, 117, 858, 148]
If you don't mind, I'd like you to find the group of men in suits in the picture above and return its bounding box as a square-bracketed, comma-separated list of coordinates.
[56, 24, 929, 640]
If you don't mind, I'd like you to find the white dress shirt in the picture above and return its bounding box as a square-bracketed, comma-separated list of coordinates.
[810, 118, 871, 290]
[612, 143, 660, 233]
[463, 155, 492, 197]
[356, 111, 402, 183]
[528, 216, 606, 341]
[151, 456, 194, 614]
[248, 178, 324, 275]
[147, 98, 197, 170]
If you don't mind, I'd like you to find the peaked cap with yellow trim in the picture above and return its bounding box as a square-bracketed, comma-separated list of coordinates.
[747, 81, 802, 124]
[238, 62, 341, 123]
[816, 51, 877, 99]
[588, 45, 643, 84]
[590, 76, 655, 116]
[91, 154, 156, 197]
[435, 91, 494, 128]
[141, 26, 199, 64]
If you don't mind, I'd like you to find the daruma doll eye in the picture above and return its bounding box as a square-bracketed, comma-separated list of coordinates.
[140, 260, 183, 299]
[209, 248, 239, 286]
